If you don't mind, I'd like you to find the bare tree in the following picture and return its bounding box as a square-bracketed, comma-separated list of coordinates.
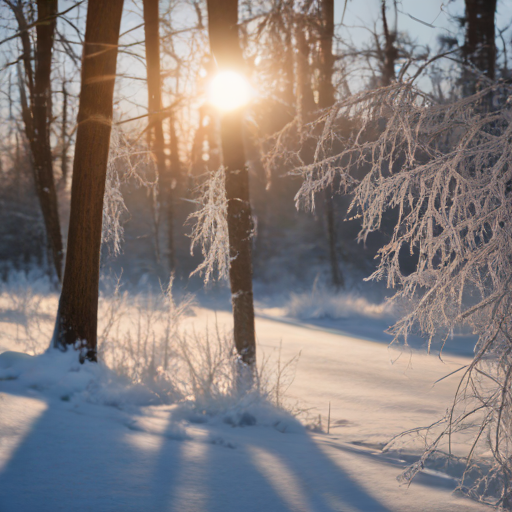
[294, 7, 315, 122]
[207, 0, 256, 366]
[7, 0, 63, 281]
[291, 78, 512, 507]
[143, 0, 176, 272]
[60, 77, 69, 185]
[379, 0, 398, 87]
[52, 0, 124, 362]
[318, 0, 343, 289]
[463, 0, 497, 82]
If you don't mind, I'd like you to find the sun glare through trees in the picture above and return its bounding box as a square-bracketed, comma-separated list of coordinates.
[208, 70, 253, 111]
[0, 0, 511, 510]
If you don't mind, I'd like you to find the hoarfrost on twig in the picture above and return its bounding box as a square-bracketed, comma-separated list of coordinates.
[270, 80, 512, 505]
[102, 127, 157, 256]
[188, 167, 230, 283]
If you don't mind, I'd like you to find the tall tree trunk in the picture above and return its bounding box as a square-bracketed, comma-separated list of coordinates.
[294, 18, 315, 123]
[190, 105, 207, 175]
[61, 80, 69, 184]
[318, 0, 343, 289]
[207, 0, 256, 366]
[168, 112, 182, 269]
[52, 0, 125, 362]
[282, 12, 295, 106]
[463, 0, 497, 86]
[143, 0, 175, 272]
[318, 0, 335, 110]
[380, 0, 398, 87]
[10, 0, 63, 281]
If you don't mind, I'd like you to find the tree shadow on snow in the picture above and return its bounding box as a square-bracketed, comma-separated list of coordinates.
[0, 382, 396, 512]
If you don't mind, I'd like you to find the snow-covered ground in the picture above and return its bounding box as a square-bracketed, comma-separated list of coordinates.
[0, 287, 490, 511]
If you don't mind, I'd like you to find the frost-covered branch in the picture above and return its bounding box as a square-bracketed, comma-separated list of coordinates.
[187, 167, 230, 283]
[276, 81, 512, 505]
[102, 127, 157, 256]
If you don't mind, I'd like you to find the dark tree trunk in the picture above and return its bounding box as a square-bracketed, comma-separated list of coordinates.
[52, 0, 125, 362]
[168, 112, 183, 269]
[190, 105, 207, 175]
[380, 0, 398, 87]
[463, 0, 497, 83]
[61, 80, 69, 184]
[282, 7, 295, 106]
[207, 0, 256, 366]
[33, 0, 63, 281]
[205, 107, 221, 171]
[318, 0, 344, 289]
[190, 104, 220, 175]
[318, 0, 335, 110]
[11, 0, 63, 282]
[294, 19, 315, 121]
[324, 187, 343, 288]
[143, 0, 175, 272]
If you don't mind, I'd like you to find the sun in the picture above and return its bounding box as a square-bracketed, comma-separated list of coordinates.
[208, 70, 253, 112]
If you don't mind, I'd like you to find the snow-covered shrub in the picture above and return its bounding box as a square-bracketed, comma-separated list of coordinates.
[285, 280, 393, 321]
[0, 269, 56, 355]
[168, 325, 300, 421]
[283, 82, 512, 507]
[96, 279, 195, 401]
[99, 289, 300, 416]
[0, 274, 300, 422]
[96, 281, 299, 416]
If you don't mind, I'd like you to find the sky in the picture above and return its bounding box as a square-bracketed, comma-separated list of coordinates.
[338, 0, 512, 52]
[2, 0, 511, 154]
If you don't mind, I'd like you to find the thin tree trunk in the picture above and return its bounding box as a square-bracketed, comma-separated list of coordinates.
[463, 0, 496, 86]
[324, 187, 343, 288]
[61, 80, 69, 184]
[294, 19, 315, 123]
[205, 106, 221, 171]
[168, 112, 182, 270]
[10, 0, 63, 281]
[207, 0, 256, 366]
[143, 0, 175, 272]
[190, 105, 206, 175]
[380, 0, 398, 87]
[33, 0, 63, 282]
[318, 0, 344, 289]
[282, 1, 295, 106]
[52, 0, 125, 362]
[318, 0, 335, 109]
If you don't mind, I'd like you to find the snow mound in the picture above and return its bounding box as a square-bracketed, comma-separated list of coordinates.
[0, 348, 302, 435]
[286, 288, 393, 321]
[172, 396, 304, 434]
[0, 349, 160, 407]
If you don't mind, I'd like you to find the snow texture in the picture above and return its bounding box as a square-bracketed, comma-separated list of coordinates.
[0, 289, 492, 511]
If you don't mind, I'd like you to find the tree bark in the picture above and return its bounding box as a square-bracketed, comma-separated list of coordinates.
[318, 0, 344, 289]
[282, 3, 295, 106]
[463, 0, 497, 82]
[380, 0, 398, 87]
[10, 0, 63, 282]
[61, 80, 69, 184]
[317, 0, 335, 110]
[52, 0, 125, 362]
[143, 0, 175, 272]
[294, 18, 315, 122]
[168, 112, 182, 269]
[207, 0, 256, 366]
